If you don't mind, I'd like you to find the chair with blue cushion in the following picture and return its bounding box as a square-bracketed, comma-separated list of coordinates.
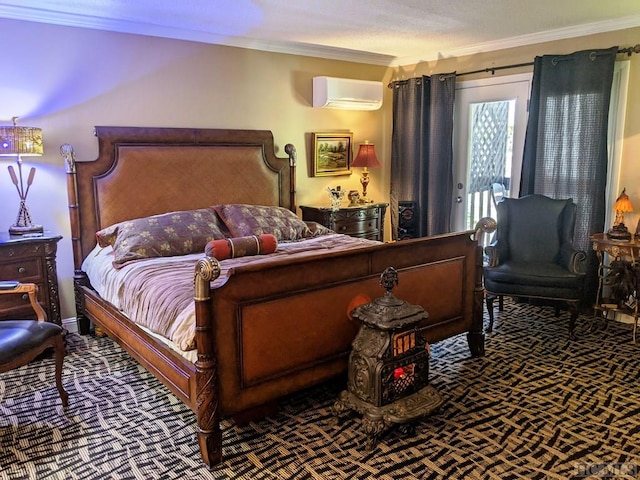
[0, 281, 68, 408]
[484, 194, 587, 338]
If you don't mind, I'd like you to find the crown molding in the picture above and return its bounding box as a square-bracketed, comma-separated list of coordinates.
[1, 4, 638, 68]
[220, 37, 396, 66]
[0, 4, 396, 65]
[391, 15, 640, 67]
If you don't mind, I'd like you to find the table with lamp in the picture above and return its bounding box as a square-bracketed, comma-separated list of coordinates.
[301, 141, 388, 242]
[590, 188, 640, 343]
[0, 117, 63, 325]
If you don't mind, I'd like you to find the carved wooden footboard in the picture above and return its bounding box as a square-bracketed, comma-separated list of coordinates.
[192, 229, 485, 466]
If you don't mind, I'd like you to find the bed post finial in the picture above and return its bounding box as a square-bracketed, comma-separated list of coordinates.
[284, 143, 296, 166]
[60, 143, 76, 174]
[473, 217, 497, 243]
[284, 143, 297, 212]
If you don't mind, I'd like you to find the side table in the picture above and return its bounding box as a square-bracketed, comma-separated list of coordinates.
[590, 233, 640, 343]
[300, 203, 388, 242]
[0, 232, 63, 325]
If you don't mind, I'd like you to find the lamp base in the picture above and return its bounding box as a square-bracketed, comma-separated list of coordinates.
[606, 223, 632, 241]
[9, 224, 44, 236]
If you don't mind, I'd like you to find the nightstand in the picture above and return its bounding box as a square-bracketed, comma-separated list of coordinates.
[300, 203, 388, 242]
[0, 232, 62, 325]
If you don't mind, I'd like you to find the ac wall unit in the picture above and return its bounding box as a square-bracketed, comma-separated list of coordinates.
[313, 76, 383, 111]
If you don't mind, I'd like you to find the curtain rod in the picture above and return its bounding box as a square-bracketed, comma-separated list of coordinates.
[455, 61, 533, 79]
[388, 44, 640, 87]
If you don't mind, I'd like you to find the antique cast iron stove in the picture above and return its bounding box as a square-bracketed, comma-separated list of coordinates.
[332, 267, 443, 450]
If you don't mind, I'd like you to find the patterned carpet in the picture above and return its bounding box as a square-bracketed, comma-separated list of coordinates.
[1, 300, 640, 480]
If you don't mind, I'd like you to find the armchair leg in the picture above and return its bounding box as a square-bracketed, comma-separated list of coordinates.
[53, 334, 69, 408]
[486, 295, 495, 333]
[498, 295, 504, 311]
[568, 301, 579, 340]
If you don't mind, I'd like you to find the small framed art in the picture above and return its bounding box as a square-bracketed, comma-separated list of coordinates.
[311, 132, 353, 177]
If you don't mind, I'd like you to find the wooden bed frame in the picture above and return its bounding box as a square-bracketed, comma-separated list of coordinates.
[62, 126, 487, 467]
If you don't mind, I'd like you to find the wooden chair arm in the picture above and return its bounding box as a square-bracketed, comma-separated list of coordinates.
[0, 281, 47, 322]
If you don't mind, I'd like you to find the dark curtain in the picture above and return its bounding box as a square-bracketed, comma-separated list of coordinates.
[520, 46, 618, 303]
[390, 74, 456, 238]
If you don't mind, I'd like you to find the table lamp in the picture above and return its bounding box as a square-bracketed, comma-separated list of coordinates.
[351, 141, 381, 203]
[607, 188, 633, 241]
[0, 117, 44, 235]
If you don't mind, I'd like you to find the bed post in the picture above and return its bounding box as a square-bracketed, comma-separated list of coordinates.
[284, 143, 296, 212]
[60, 144, 91, 335]
[194, 256, 222, 468]
[468, 217, 497, 357]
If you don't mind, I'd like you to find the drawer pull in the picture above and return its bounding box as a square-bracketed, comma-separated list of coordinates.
[339, 226, 347, 231]
[22, 294, 28, 301]
[18, 267, 26, 274]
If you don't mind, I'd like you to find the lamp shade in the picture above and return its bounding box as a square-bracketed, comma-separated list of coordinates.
[613, 188, 633, 213]
[0, 117, 44, 234]
[0, 123, 43, 157]
[351, 142, 381, 168]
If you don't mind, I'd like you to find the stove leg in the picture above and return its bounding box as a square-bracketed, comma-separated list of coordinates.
[331, 391, 349, 414]
[398, 423, 416, 437]
[362, 414, 387, 451]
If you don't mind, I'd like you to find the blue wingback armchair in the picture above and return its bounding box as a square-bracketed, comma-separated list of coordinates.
[483, 194, 587, 337]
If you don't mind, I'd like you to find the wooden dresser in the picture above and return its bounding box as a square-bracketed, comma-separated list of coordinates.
[300, 203, 387, 242]
[0, 233, 62, 325]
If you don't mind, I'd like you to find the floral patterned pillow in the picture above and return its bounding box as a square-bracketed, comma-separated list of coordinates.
[96, 208, 228, 267]
[213, 204, 311, 241]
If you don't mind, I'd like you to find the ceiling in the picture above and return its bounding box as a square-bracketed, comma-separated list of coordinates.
[1, 0, 639, 66]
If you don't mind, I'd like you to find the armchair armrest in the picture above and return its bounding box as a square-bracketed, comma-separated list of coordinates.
[559, 243, 587, 274]
[0, 282, 47, 322]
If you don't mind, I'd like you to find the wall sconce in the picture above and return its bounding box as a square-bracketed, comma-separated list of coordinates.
[0, 117, 44, 235]
[351, 141, 381, 203]
[607, 188, 633, 241]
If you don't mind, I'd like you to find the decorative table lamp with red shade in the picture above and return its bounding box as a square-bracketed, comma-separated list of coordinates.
[351, 141, 381, 203]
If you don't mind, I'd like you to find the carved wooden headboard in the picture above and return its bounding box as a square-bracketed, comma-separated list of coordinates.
[63, 127, 296, 269]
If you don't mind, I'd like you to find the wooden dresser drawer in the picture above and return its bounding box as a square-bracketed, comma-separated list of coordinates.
[0, 257, 42, 281]
[333, 217, 381, 236]
[332, 207, 380, 222]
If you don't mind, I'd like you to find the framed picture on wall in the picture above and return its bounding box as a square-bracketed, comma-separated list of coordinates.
[311, 132, 353, 177]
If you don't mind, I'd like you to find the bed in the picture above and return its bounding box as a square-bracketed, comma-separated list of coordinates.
[62, 126, 488, 467]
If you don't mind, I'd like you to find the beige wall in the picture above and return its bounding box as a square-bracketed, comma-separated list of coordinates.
[0, 18, 637, 322]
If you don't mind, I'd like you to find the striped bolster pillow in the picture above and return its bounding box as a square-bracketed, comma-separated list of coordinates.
[204, 234, 278, 260]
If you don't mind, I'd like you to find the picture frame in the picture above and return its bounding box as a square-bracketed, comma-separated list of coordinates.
[311, 132, 353, 177]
